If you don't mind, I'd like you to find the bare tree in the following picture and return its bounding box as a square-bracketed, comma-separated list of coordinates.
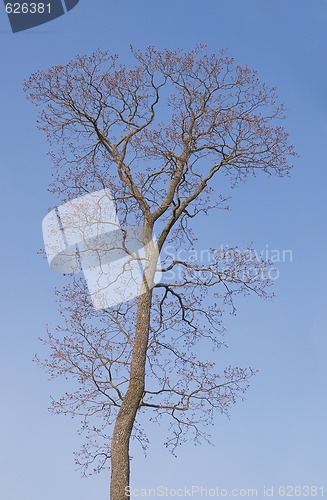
[24, 46, 296, 500]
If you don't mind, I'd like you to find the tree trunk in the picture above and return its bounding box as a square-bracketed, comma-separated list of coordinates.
[110, 287, 152, 499]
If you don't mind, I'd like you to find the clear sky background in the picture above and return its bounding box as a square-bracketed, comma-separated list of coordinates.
[0, 1, 327, 499]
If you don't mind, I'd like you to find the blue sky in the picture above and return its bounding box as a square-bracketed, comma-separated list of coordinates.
[1, 1, 327, 498]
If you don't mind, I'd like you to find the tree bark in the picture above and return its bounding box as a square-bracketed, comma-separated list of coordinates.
[110, 274, 153, 499]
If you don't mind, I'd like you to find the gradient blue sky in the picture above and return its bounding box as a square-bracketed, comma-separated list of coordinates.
[1, 1, 327, 499]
